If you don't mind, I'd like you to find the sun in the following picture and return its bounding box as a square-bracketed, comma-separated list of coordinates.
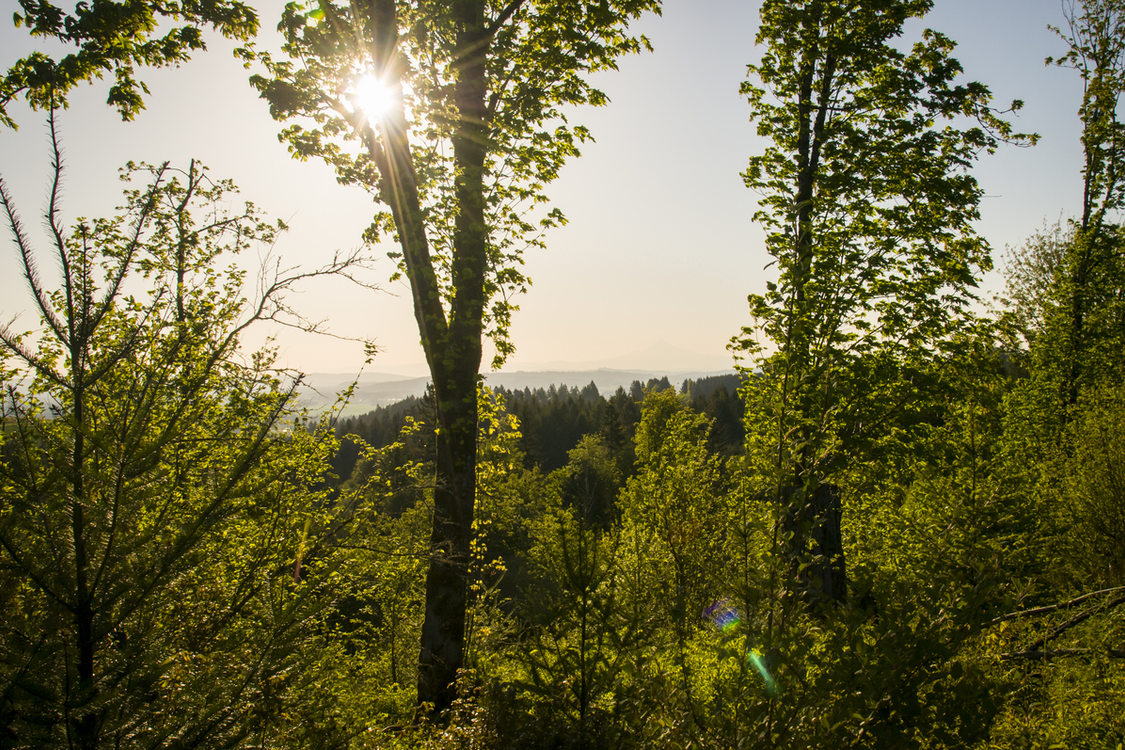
[350, 72, 396, 124]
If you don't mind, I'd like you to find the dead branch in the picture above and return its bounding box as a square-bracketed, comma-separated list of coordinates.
[1024, 594, 1125, 653]
[987, 585, 1125, 626]
[1001, 647, 1125, 660]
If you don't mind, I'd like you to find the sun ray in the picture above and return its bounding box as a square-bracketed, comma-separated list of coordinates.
[350, 71, 396, 125]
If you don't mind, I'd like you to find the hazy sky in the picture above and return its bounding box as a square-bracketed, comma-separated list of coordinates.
[0, 1, 1085, 376]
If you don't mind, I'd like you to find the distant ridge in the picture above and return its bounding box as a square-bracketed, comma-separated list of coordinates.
[510, 341, 734, 373]
[298, 367, 737, 416]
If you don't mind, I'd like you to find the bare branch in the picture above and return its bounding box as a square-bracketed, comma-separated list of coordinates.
[987, 585, 1125, 625]
[233, 244, 381, 348]
[1001, 647, 1125, 660]
[45, 107, 76, 340]
[1024, 594, 1125, 653]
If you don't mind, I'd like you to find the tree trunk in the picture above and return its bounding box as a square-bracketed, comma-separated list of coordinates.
[416, 367, 479, 712]
[780, 10, 843, 612]
[72, 379, 101, 750]
[414, 0, 490, 715]
[782, 483, 847, 611]
[354, 0, 496, 715]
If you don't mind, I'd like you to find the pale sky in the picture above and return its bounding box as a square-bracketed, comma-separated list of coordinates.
[0, 1, 1084, 377]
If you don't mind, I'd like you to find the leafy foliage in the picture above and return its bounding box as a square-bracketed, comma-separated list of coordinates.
[5, 1, 1125, 746]
[2, 0, 258, 127]
[0, 149, 364, 747]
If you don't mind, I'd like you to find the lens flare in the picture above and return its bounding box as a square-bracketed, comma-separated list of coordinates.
[705, 599, 780, 696]
[705, 599, 740, 633]
[748, 648, 779, 696]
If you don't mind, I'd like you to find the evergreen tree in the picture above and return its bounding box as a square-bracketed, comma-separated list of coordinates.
[0, 152, 351, 748]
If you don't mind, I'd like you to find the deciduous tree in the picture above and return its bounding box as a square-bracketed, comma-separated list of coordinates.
[738, 0, 1027, 611]
[249, 0, 659, 713]
[2, 0, 257, 126]
[1039, 0, 1125, 406]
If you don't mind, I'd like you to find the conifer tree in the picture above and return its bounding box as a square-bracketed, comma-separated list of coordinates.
[0, 146, 356, 748]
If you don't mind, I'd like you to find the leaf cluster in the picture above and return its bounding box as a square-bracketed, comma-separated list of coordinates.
[2, 0, 258, 127]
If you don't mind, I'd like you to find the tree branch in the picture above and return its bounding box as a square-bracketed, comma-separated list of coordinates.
[0, 172, 67, 344]
[1001, 647, 1125, 660]
[987, 585, 1125, 625]
[1025, 594, 1125, 653]
[485, 0, 528, 39]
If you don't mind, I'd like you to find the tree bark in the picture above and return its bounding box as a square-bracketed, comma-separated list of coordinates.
[413, 0, 491, 715]
[357, 0, 491, 715]
[780, 6, 846, 612]
[72, 355, 100, 750]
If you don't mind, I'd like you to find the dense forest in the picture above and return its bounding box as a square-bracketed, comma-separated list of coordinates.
[2, 0, 1125, 748]
[331, 375, 742, 480]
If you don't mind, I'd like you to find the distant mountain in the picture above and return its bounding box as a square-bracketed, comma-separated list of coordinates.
[297, 367, 737, 416]
[508, 341, 734, 374]
[298, 372, 432, 415]
[600, 341, 734, 373]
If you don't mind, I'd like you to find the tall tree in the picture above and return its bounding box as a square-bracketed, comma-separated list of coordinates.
[250, 0, 659, 713]
[987, 14, 1125, 727]
[1042, 0, 1125, 405]
[738, 0, 1027, 610]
